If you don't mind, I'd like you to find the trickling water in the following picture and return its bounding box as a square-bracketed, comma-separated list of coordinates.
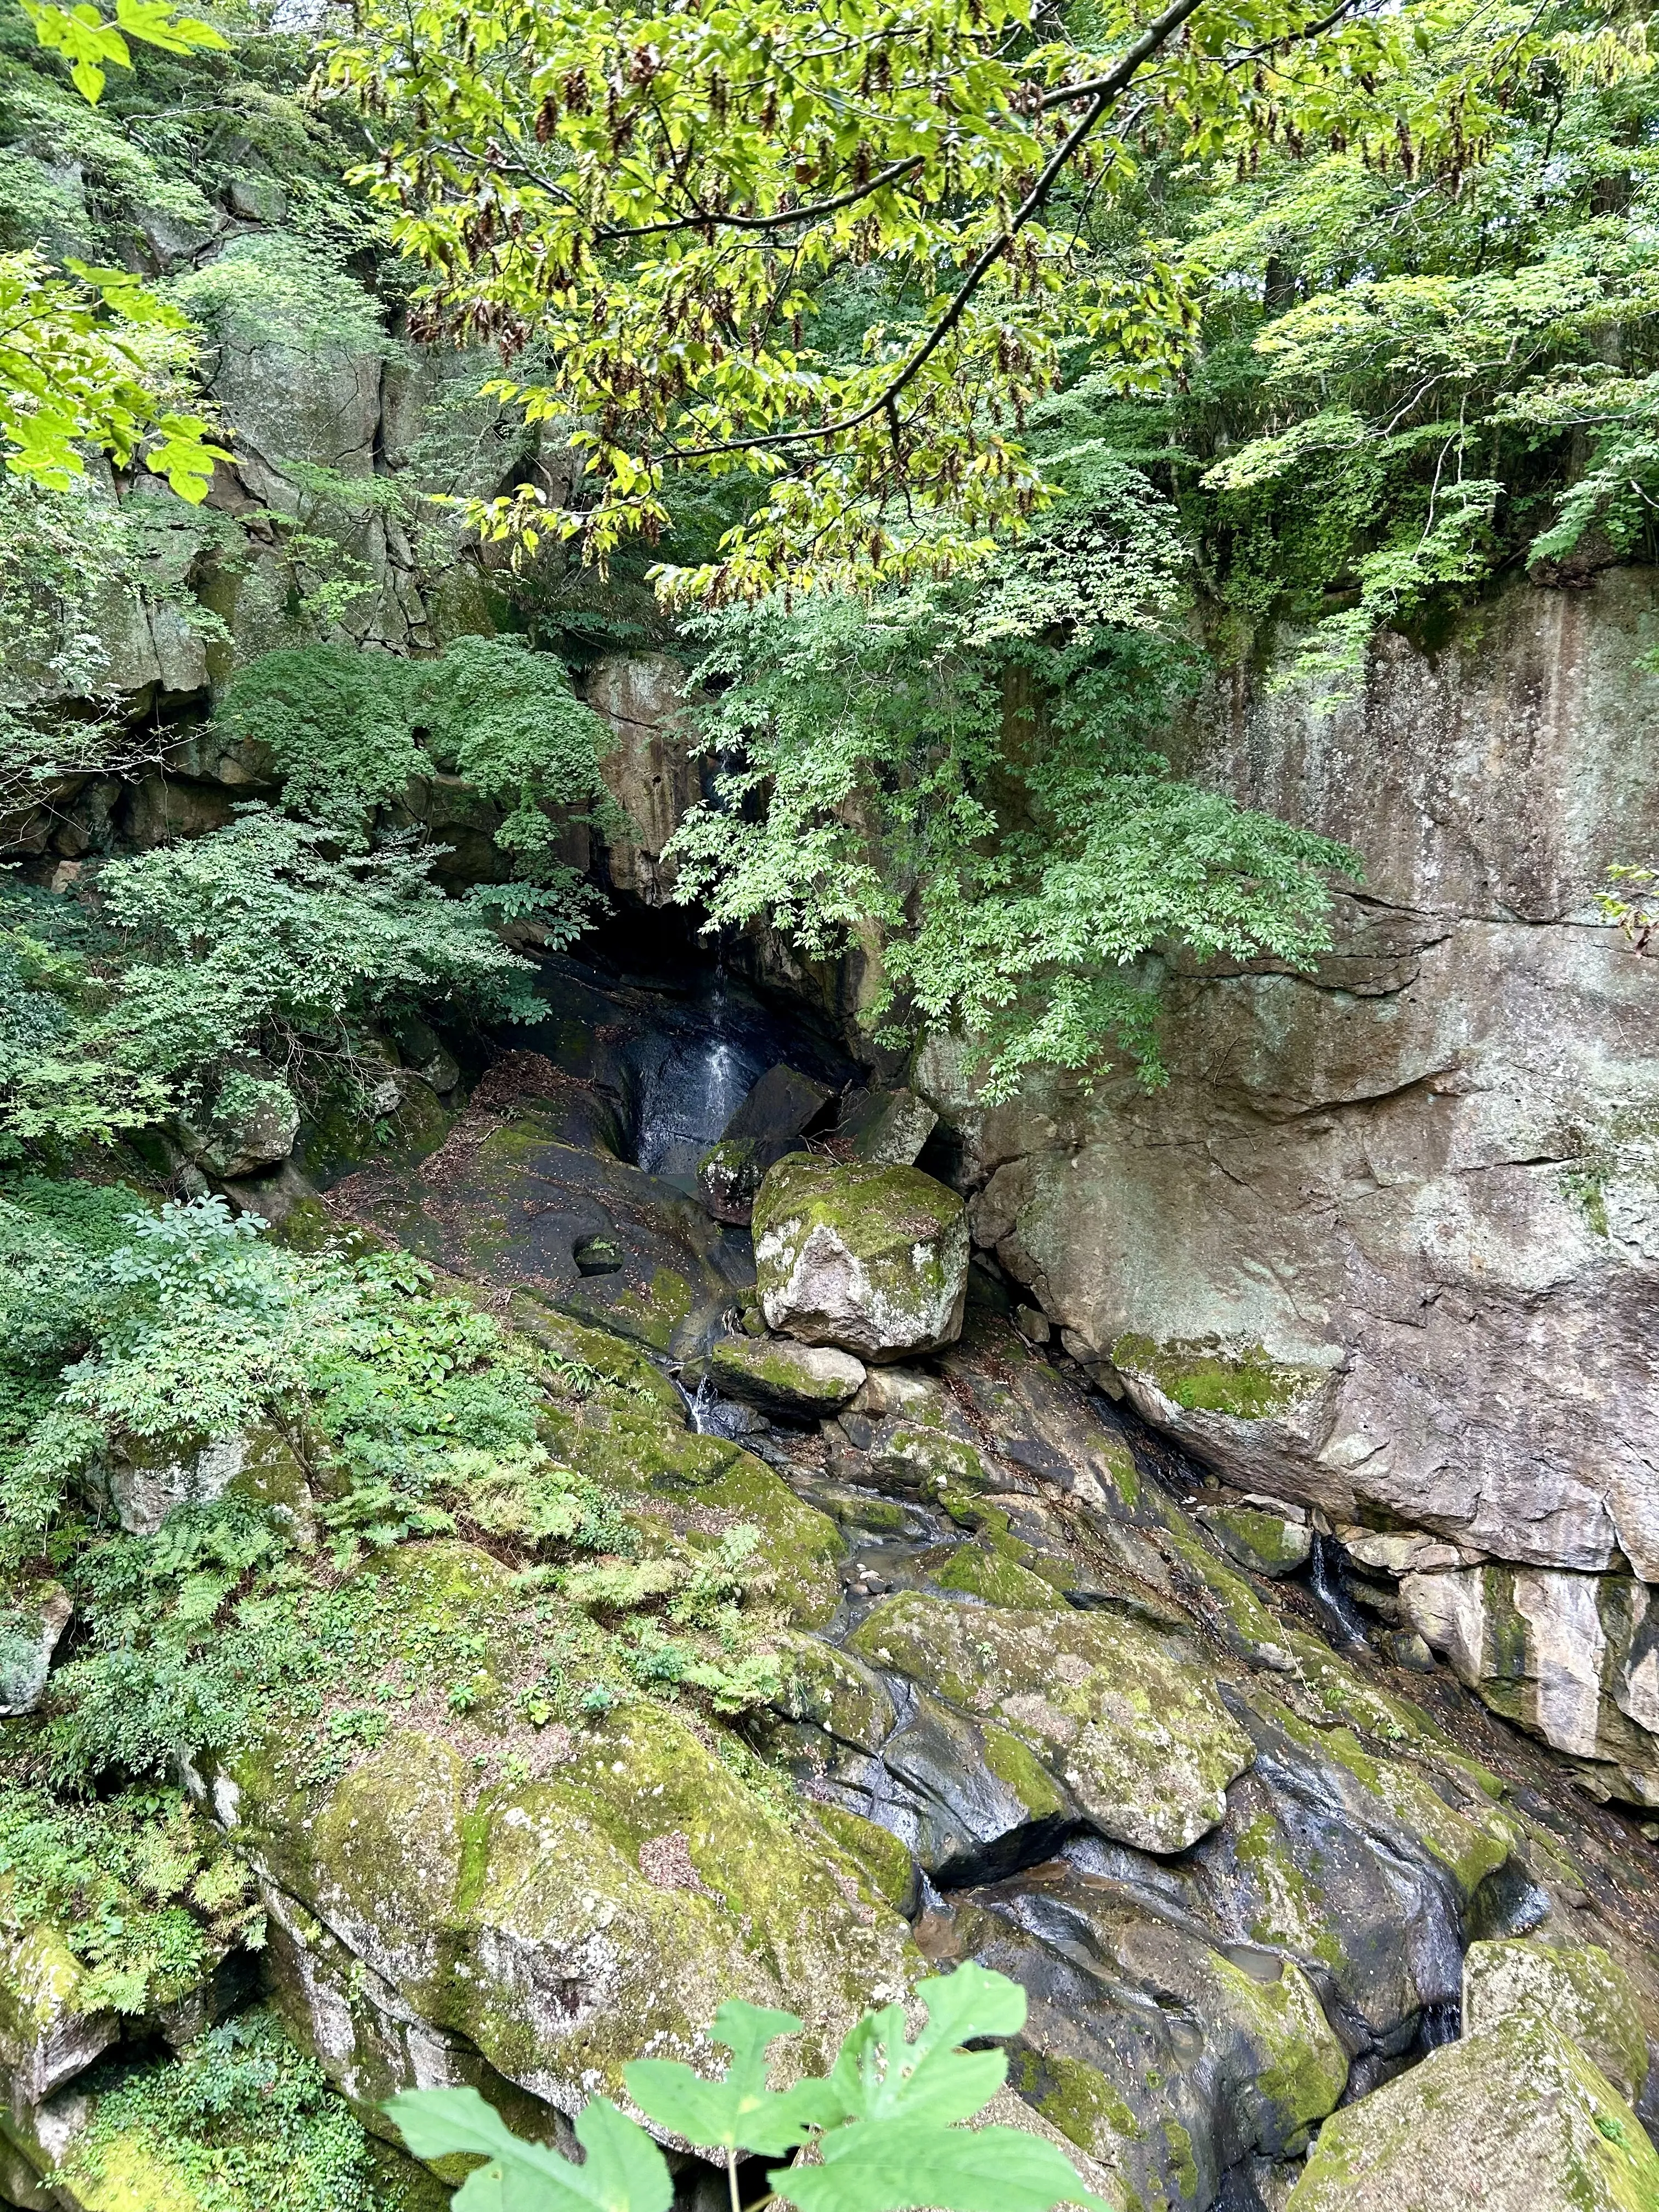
[1307, 1531, 1373, 1651]
[674, 1373, 764, 1441]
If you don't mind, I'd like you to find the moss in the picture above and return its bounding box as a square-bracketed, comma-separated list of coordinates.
[873, 1426, 996, 1498]
[1284, 1631, 1446, 1748]
[847, 1592, 1252, 1855]
[1111, 1335, 1325, 1420]
[982, 1724, 1070, 1818]
[934, 1539, 1068, 1611]
[509, 1295, 683, 1409]
[1203, 1506, 1310, 1577]
[1160, 1519, 1293, 1666]
[1016, 2049, 1143, 2151]
[566, 1264, 695, 1353]
[1463, 1940, 1650, 2104]
[1161, 2117, 1199, 2202]
[812, 1804, 918, 1916]
[1288, 2010, 1659, 2211]
[1210, 1954, 1347, 2140]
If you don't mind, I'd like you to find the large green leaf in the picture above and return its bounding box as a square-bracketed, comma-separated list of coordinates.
[771, 2118, 1114, 2212]
[816, 1965, 1024, 2128]
[387, 2086, 672, 2212]
[625, 1999, 830, 2157]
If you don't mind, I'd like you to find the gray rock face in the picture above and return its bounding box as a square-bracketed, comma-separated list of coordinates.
[753, 1155, 969, 1360]
[920, 573, 1659, 1595]
[584, 652, 701, 905]
[838, 1086, 939, 1167]
[0, 1582, 71, 1717]
[1397, 1561, 1659, 1803]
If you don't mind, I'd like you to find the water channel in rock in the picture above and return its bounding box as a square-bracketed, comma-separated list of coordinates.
[308, 935, 1659, 2212]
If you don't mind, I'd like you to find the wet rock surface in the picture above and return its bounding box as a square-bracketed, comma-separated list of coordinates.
[9, 944, 1659, 2212]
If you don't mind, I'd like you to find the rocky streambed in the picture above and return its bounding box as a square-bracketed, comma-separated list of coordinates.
[8, 946, 1659, 2212]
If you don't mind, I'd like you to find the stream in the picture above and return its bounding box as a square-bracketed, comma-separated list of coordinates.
[317, 939, 1659, 2212]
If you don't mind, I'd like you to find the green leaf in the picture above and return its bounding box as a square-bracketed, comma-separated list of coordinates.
[625, 1999, 826, 2157]
[817, 1966, 1023, 2128]
[772, 2119, 1113, 2212]
[387, 2087, 672, 2212]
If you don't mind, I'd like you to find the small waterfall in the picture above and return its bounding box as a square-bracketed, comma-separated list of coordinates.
[674, 1373, 763, 1441]
[1306, 1532, 1372, 1650]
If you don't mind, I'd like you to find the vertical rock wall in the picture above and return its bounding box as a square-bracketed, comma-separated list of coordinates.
[917, 574, 1659, 1785]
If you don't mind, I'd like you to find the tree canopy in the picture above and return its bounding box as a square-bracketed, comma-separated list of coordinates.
[325, 0, 1638, 604]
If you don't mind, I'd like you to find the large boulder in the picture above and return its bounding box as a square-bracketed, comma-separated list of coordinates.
[844, 1592, 1255, 1859]
[838, 1086, 939, 1167]
[225, 1547, 916, 2120]
[752, 1156, 969, 1360]
[1286, 2010, 1659, 2210]
[1462, 1939, 1650, 2107]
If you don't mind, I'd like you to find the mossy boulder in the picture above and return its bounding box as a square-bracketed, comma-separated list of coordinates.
[707, 1334, 867, 1418]
[232, 1703, 916, 2119]
[0, 1922, 117, 2111]
[753, 1156, 969, 1361]
[1196, 1503, 1312, 1579]
[1287, 2010, 1659, 2211]
[1249, 1694, 1512, 1903]
[92, 1423, 310, 1541]
[545, 1401, 845, 1627]
[847, 1593, 1253, 1853]
[1462, 1939, 1650, 2105]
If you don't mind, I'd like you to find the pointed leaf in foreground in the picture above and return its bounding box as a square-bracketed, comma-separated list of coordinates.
[626, 2000, 821, 2156]
[387, 2086, 673, 2212]
[771, 2117, 1114, 2212]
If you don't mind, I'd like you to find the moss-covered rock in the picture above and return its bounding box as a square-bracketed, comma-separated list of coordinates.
[0, 1922, 116, 2111]
[847, 1593, 1253, 1853]
[752, 1156, 969, 1360]
[932, 1538, 1070, 1611]
[809, 1804, 920, 1917]
[863, 1420, 999, 1500]
[1288, 2010, 1659, 2211]
[697, 1136, 766, 1224]
[707, 1335, 867, 1418]
[233, 1703, 917, 2119]
[544, 1401, 846, 1627]
[1110, 1336, 1326, 1420]
[1462, 1939, 1650, 2106]
[1196, 1504, 1312, 1579]
[92, 1423, 311, 1541]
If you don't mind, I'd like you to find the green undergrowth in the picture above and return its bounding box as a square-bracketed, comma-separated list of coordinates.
[0, 1773, 261, 2015]
[54, 2009, 439, 2212]
[2, 1180, 793, 1807]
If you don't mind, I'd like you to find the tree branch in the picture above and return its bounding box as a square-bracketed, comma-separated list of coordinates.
[671, 0, 1211, 462]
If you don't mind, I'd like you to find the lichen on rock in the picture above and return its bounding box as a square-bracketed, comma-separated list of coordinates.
[752, 1155, 969, 1360]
